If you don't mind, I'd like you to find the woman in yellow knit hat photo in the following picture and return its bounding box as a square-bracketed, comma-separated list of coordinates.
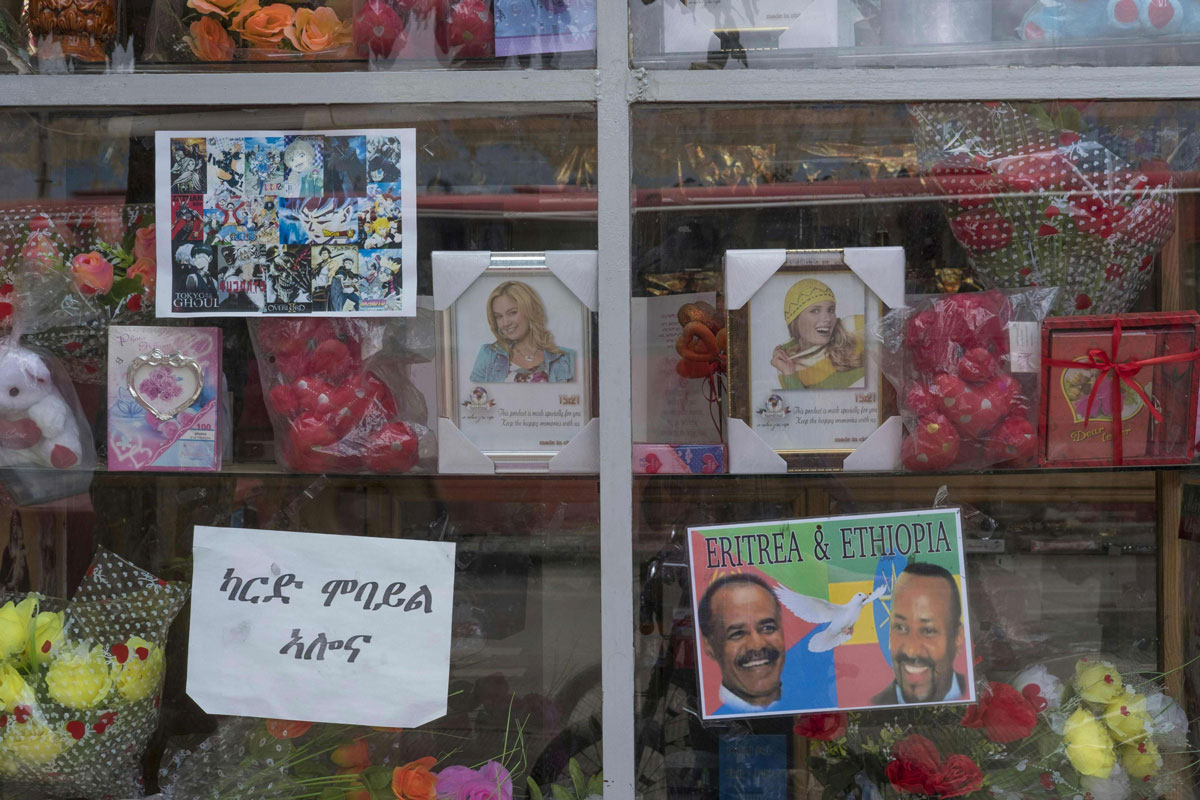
[770, 277, 866, 390]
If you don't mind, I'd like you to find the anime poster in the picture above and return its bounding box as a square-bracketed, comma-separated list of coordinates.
[155, 128, 416, 318]
[688, 508, 974, 719]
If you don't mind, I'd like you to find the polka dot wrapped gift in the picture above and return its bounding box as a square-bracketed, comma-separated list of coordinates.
[911, 102, 1175, 316]
[0, 548, 187, 799]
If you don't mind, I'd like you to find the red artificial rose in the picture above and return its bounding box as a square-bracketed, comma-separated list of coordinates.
[793, 712, 848, 741]
[886, 758, 935, 796]
[886, 734, 941, 794]
[928, 754, 984, 798]
[961, 681, 1038, 744]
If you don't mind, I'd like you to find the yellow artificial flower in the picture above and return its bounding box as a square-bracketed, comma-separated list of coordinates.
[27, 611, 64, 667]
[0, 663, 33, 712]
[44, 646, 112, 710]
[1063, 708, 1116, 779]
[0, 597, 37, 661]
[1075, 659, 1124, 705]
[1104, 692, 1151, 744]
[0, 720, 67, 766]
[1121, 739, 1163, 780]
[114, 637, 165, 702]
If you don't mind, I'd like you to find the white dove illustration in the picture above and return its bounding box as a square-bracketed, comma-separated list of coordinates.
[773, 583, 887, 652]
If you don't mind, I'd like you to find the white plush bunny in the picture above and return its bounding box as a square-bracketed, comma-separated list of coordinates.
[0, 342, 83, 469]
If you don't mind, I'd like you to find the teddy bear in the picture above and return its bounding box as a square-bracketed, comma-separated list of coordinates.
[897, 291, 1037, 471]
[0, 342, 84, 470]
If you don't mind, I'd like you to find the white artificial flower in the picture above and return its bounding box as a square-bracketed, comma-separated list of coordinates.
[1011, 663, 1064, 710]
[1144, 692, 1189, 749]
[1081, 763, 1131, 800]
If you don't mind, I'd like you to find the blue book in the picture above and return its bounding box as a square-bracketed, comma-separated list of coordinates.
[493, 0, 596, 57]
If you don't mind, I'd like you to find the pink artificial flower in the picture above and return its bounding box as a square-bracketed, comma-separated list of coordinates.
[133, 224, 157, 260]
[436, 761, 512, 800]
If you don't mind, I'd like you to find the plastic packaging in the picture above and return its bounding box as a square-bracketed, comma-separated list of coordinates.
[249, 317, 430, 474]
[0, 338, 95, 474]
[875, 288, 1058, 471]
[911, 102, 1174, 316]
[0, 549, 187, 799]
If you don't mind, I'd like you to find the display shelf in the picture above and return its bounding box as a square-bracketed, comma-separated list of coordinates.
[0, 68, 600, 108]
[2, 467, 600, 504]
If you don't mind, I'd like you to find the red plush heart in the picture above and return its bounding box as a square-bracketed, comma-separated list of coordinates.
[97, 711, 117, 726]
[364, 421, 419, 473]
[50, 444, 78, 469]
[902, 415, 961, 471]
[0, 417, 41, 449]
[110, 643, 129, 664]
[66, 720, 85, 740]
[92, 722, 108, 734]
[904, 382, 940, 417]
[985, 414, 1037, 464]
[0, 713, 7, 727]
[289, 413, 338, 452]
[13, 705, 30, 724]
[135, 647, 149, 661]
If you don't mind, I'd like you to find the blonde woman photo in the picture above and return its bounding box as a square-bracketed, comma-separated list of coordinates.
[470, 280, 576, 384]
[770, 278, 865, 390]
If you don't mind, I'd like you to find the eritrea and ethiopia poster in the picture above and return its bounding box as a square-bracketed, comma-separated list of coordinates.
[688, 507, 974, 720]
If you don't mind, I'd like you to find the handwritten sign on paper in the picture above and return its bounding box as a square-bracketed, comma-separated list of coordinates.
[187, 526, 455, 727]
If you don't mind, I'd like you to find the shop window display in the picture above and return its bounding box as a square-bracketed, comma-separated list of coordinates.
[632, 101, 1200, 800]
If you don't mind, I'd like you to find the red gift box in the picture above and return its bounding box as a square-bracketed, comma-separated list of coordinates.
[1039, 312, 1200, 468]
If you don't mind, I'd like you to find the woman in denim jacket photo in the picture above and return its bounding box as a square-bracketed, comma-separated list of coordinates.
[470, 280, 576, 384]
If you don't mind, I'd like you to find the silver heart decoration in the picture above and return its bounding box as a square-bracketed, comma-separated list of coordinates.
[126, 348, 204, 422]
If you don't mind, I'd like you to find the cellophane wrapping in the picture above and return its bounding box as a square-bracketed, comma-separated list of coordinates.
[875, 288, 1058, 472]
[911, 102, 1174, 316]
[0, 549, 187, 799]
[249, 317, 433, 474]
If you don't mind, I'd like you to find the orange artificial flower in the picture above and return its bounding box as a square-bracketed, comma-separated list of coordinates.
[284, 6, 351, 53]
[185, 17, 236, 61]
[133, 224, 156, 260]
[127, 258, 156, 293]
[187, 0, 246, 17]
[392, 756, 437, 800]
[265, 719, 313, 739]
[69, 251, 114, 294]
[236, 3, 295, 47]
[331, 737, 371, 769]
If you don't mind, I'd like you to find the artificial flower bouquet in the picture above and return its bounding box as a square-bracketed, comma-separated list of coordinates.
[0, 549, 187, 799]
[911, 102, 1175, 316]
[250, 317, 430, 474]
[158, 716, 527, 800]
[0, 203, 157, 383]
[797, 656, 1193, 800]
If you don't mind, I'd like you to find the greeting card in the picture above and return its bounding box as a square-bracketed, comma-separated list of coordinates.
[108, 326, 222, 471]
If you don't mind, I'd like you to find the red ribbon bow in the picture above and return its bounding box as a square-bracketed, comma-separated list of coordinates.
[1045, 319, 1200, 464]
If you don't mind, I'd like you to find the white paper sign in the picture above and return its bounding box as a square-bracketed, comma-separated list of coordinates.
[188, 526, 455, 727]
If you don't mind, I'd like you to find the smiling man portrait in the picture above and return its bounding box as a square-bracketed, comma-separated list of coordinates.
[871, 561, 966, 705]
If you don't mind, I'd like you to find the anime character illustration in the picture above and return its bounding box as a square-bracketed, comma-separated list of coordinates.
[279, 137, 324, 197]
[311, 246, 356, 311]
[470, 280, 575, 384]
[171, 195, 204, 242]
[324, 135, 368, 195]
[206, 137, 244, 196]
[173, 243, 221, 307]
[357, 186, 402, 248]
[771, 277, 865, 390]
[366, 135, 403, 191]
[279, 197, 358, 245]
[204, 189, 252, 244]
[246, 137, 286, 195]
[263, 246, 313, 310]
[171, 138, 206, 194]
[357, 249, 402, 311]
[216, 244, 267, 312]
[249, 195, 279, 245]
